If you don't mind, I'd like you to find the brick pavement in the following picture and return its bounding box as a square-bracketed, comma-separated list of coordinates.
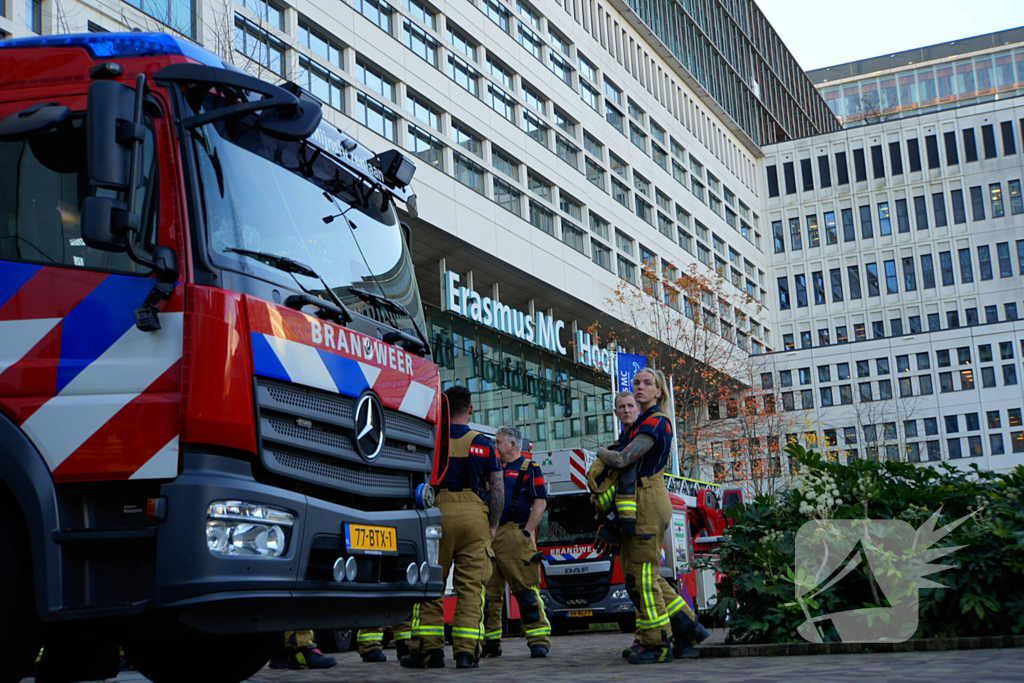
[248, 631, 1024, 683]
[20, 630, 1024, 682]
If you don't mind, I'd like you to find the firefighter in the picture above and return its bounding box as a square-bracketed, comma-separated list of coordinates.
[402, 386, 504, 670]
[594, 370, 680, 664]
[608, 390, 709, 661]
[267, 631, 336, 670]
[354, 620, 412, 662]
[482, 426, 551, 659]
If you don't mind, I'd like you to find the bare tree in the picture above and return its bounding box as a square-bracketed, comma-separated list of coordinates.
[853, 91, 899, 124]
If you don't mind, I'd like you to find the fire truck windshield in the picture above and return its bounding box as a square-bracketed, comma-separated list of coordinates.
[535, 494, 598, 547]
[191, 99, 424, 332]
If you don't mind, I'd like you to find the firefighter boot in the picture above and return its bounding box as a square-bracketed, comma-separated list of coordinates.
[400, 648, 446, 669]
[481, 640, 502, 658]
[670, 613, 709, 659]
[627, 632, 674, 665]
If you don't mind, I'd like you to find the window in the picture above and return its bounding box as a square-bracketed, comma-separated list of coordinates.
[356, 92, 398, 142]
[958, 248, 973, 283]
[933, 192, 948, 227]
[853, 149, 866, 182]
[841, 208, 855, 242]
[529, 200, 555, 235]
[1010, 180, 1024, 215]
[407, 124, 443, 168]
[872, 321, 885, 339]
[453, 152, 485, 194]
[866, 262, 880, 297]
[997, 242, 1013, 277]
[488, 85, 516, 122]
[355, 0, 394, 32]
[406, 92, 440, 130]
[1007, 303, 1019, 321]
[990, 183, 1005, 218]
[895, 199, 909, 233]
[612, 179, 630, 208]
[848, 265, 862, 299]
[556, 135, 580, 170]
[907, 138, 922, 172]
[452, 121, 482, 157]
[870, 145, 884, 178]
[592, 240, 612, 271]
[493, 178, 522, 216]
[448, 55, 479, 95]
[963, 127, 979, 162]
[528, 171, 552, 203]
[884, 260, 898, 294]
[835, 151, 850, 185]
[813, 271, 825, 305]
[299, 21, 343, 67]
[944, 131, 959, 165]
[823, 211, 837, 245]
[919, 253, 935, 288]
[523, 112, 549, 147]
[518, 22, 543, 59]
[562, 221, 586, 254]
[297, 57, 346, 111]
[909, 316, 922, 334]
[978, 245, 993, 280]
[585, 159, 605, 190]
[914, 195, 928, 230]
[801, 158, 814, 191]
[940, 251, 954, 286]
[789, 217, 802, 251]
[807, 215, 820, 247]
[970, 186, 986, 222]
[358, 61, 395, 100]
[617, 256, 637, 285]
[483, 0, 510, 32]
[794, 274, 808, 308]
[951, 189, 966, 224]
[859, 205, 873, 239]
[777, 277, 790, 310]
[404, 20, 438, 66]
[919, 375, 933, 395]
[235, 15, 284, 74]
[490, 147, 519, 181]
[549, 51, 573, 86]
[447, 25, 475, 59]
[860, 383, 873, 402]
[878, 380, 892, 400]
[1004, 364, 1018, 385]
[981, 124, 997, 159]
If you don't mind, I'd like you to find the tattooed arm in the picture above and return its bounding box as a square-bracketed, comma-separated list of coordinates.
[487, 470, 504, 536]
[597, 434, 655, 469]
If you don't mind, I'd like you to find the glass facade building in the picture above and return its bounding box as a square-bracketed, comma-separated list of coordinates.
[429, 307, 617, 453]
[619, 0, 841, 146]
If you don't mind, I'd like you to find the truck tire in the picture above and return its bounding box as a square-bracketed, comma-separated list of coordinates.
[314, 629, 354, 653]
[0, 494, 40, 683]
[123, 631, 277, 683]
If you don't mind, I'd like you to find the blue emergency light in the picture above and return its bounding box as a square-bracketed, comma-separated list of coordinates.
[0, 32, 225, 67]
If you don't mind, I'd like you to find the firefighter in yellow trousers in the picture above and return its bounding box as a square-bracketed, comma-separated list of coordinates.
[482, 426, 551, 659]
[596, 369, 687, 665]
[355, 620, 412, 662]
[403, 386, 503, 670]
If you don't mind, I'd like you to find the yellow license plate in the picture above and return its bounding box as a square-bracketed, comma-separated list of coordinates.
[345, 524, 397, 555]
[566, 610, 593, 618]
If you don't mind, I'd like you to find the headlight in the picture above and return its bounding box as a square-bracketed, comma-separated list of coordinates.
[425, 525, 442, 567]
[612, 590, 630, 600]
[206, 501, 294, 557]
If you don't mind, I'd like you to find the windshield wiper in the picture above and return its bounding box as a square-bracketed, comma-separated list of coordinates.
[226, 248, 353, 325]
[346, 288, 431, 357]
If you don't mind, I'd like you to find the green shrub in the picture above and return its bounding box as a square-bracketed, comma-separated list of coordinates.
[711, 445, 1024, 643]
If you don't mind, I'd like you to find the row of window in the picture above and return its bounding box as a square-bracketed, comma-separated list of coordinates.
[779, 299, 1022, 350]
[771, 180, 1024, 255]
[766, 119, 1024, 197]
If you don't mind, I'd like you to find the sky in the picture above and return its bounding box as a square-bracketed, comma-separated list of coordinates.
[756, 0, 1024, 71]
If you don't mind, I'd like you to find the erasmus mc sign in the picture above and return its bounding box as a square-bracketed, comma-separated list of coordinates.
[443, 271, 613, 375]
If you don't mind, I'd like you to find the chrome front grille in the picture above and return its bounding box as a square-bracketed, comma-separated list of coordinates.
[255, 378, 434, 498]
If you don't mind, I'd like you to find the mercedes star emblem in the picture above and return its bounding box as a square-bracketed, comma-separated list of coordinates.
[353, 393, 385, 462]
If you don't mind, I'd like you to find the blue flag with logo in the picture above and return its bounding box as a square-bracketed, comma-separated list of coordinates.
[617, 352, 647, 394]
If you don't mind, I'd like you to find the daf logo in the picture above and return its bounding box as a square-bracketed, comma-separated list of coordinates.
[565, 567, 590, 574]
[567, 598, 588, 606]
[353, 392, 385, 462]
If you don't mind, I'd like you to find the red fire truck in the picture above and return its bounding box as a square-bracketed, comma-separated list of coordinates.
[0, 33, 446, 683]
[533, 449, 741, 633]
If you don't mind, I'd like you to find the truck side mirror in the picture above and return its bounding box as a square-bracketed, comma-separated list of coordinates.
[86, 80, 138, 191]
[81, 196, 131, 252]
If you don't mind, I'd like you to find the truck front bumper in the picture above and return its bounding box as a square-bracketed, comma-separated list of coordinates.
[153, 452, 443, 633]
[540, 583, 635, 623]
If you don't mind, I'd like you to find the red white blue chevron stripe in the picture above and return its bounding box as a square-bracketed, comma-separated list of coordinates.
[245, 298, 439, 422]
[0, 261, 184, 482]
[541, 543, 600, 562]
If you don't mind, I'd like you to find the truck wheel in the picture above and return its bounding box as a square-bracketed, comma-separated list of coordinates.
[124, 631, 277, 683]
[314, 629, 353, 654]
[0, 494, 40, 683]
[617, 616, 637, 634]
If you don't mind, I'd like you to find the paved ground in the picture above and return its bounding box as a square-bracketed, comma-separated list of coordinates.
[26, 629, 1023, 683]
